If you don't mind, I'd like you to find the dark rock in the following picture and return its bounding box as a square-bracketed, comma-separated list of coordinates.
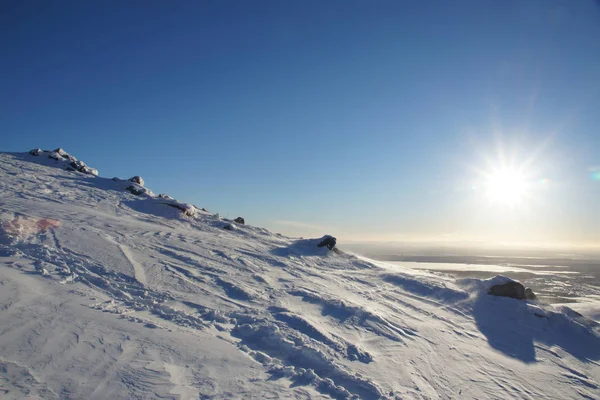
[234, 217, 245, 225]
[126, 185, 145, 195]
[29, 148, 42, 156]
[67, 160, 98, 176]
[70, 160, 86, 170]
[164, 203, 196, 217]
[488, 281, 536, 300]
[128, 176, 144, 186]
[201, 208, 208, 212]
[81, 166, 98, 176]
[158, 193, 172, 199]
[223, 223, 233, 231]
[524, 287, 537, 300]
[317, 235, 337, 251]
[568, 309, 584, 318]
[48, 151, 60, 160]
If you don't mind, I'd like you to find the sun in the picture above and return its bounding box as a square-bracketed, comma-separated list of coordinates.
[484, 167, 529, 206]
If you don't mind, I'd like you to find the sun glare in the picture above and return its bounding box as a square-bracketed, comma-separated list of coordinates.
[484, 168, 528, 206]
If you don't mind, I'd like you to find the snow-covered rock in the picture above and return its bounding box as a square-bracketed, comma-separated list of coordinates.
[53, 147, 68, 157]
[274, 235, 338, 257]
[163, 202, 197, 217]
[128, 175, 144, 186]
[24, 147, 99, 176]
[125, 185, 147, 196]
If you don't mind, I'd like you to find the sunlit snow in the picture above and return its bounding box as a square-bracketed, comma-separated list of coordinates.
[1, 150, 599, 399]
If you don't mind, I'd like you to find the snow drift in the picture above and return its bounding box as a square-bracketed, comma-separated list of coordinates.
[0, 150, 599, 400]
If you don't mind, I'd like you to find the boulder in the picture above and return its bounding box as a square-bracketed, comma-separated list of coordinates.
[68, 160, 98, 176]
[488, 280, 536, 300]
[317, 235, 337, 251]
[125, 185, 145, 196]
[165, 203, 196, 217]
[234, 217, 245, 225]
[29, 148, 42, 156]
[128, 176, 144, 186]
[81, 166, 98, 176]
[524, 287, 537, 300]
[70, 160, 87, 170]
[53, 148, 67, 156]
[223, 223, 233, 231]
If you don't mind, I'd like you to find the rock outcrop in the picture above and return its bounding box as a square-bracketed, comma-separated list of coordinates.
[129, 176, 145, 186]
[29, 148, 98, 175]
[317, 235, 337, 251]
[488, 280, 536, 300]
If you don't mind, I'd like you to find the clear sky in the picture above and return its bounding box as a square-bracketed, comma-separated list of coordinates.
[2, 1, 600, 247]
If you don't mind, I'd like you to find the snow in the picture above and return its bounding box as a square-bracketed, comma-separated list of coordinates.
[554, 297, 600, 324]
[1, 150, 600, 399]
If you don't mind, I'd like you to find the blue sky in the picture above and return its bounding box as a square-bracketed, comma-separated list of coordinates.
[2, 1, 600, 246]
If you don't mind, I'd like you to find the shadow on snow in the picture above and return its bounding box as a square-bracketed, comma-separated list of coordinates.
[471, 294, 600, 363]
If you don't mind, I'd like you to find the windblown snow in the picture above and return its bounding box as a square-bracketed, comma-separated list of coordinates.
[1, 150, 599, 399]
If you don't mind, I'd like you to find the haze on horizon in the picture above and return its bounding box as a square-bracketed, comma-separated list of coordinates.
[2, 1, 599, 248]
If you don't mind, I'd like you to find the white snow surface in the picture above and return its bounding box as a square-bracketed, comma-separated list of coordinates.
[1, 151, 599, 400]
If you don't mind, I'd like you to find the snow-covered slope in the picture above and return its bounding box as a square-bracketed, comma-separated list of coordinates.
[1, 150, 599, 400]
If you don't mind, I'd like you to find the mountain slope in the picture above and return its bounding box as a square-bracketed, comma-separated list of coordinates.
[1, 150, 599, 400]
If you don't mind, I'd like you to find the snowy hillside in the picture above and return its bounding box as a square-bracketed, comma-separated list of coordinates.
[1, 150, 599, 400]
